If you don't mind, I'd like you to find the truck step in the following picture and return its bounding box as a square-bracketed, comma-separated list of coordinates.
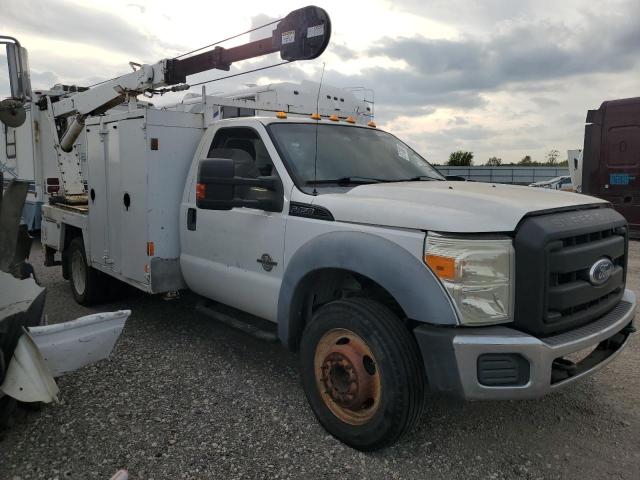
[195, 300, 278, 343]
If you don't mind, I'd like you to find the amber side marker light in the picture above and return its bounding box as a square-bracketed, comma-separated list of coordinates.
[147, 241, 155, 257]
[196, 183, 205, 201]
[311, 113, 321, 120]
[425, 254, 455, 280]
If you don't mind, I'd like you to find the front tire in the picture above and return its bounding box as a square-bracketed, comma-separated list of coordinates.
[67, 237, 104, 305]
[300, 298, 425, 451]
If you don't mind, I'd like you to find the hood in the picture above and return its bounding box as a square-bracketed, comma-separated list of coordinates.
[311, 181, 607, 233]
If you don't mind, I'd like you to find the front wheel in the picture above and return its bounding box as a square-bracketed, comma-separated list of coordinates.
[300, 298, 425, 451]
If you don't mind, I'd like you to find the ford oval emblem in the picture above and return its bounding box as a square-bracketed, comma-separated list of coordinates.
[588, 258, 614, 286]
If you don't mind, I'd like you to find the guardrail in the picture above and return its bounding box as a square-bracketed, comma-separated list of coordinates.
[435, 166, 569, 185]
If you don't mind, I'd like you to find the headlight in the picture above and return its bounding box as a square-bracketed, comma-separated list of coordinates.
[424, 233, 515, 326]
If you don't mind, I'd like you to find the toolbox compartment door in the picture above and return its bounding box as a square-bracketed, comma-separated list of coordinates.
[86, 124, 109, 268]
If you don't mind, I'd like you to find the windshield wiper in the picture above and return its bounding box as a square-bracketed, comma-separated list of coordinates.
[305, 175, 443, 186]
[387, 175, 443, 182]
[305, 176, 386, 185]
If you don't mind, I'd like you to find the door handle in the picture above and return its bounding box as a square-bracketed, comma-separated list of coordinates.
[187, 208, 197, 231]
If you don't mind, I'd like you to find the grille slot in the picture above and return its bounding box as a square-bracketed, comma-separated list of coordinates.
[546, 229, 626, 324]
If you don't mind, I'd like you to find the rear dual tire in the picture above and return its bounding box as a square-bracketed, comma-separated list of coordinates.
[67, 237, 105, 305]
[300, 297, 425, 451]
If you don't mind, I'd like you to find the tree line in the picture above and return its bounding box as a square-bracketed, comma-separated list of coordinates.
[438, 150, 568, 167]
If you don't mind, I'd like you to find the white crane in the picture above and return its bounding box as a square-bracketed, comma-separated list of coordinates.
[1, 5, 331, 202]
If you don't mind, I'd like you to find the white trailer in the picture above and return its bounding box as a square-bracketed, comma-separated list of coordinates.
[568, 148, 583, 192]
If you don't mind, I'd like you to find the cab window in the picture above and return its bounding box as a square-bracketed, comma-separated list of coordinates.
[208, 127, 275, 177]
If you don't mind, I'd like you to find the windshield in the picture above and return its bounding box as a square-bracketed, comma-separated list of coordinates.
[268, 123, 444, 189]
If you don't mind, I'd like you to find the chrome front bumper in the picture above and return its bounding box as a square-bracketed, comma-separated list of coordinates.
[414, 289, 636, 400]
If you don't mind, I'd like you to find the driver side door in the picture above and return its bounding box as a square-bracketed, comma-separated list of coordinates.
[180, 124, 289, 322]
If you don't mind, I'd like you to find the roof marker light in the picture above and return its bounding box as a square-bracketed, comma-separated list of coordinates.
[346, 116, 356, 124]
[329, 114, 339, 121]
[367, 121, 377, 128]
[276, 111, 287, 119]
[311, 113, 321, 120]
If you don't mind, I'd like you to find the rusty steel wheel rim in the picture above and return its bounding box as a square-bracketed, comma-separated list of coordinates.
[314, 328, 381, 425]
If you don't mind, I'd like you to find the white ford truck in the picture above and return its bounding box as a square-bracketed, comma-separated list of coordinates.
[1, 6, 636, 451]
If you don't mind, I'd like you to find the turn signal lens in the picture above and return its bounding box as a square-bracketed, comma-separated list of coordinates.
[196, 183, 205, 201]
[425, 232, 515, 326]
[425, 254, 456, 280]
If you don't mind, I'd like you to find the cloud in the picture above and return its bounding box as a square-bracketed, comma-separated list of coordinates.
[330, 43, 360, 61]
[126, 3, 146, 14]
[392, 0, 533, 29]
[30, 71, 60, 91]
[0, 0, 182, 60]
[530, 97, 560, 108]
[304, 1, 640, 129]
[249, 13, 279, 42]
[367, 7, 640, 96]
[449, 116, 469, 126]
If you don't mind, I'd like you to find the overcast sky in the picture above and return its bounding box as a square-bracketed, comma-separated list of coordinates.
[1, 0, 638, 164]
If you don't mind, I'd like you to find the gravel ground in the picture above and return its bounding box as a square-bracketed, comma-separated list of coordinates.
[1, 240, 639, 480]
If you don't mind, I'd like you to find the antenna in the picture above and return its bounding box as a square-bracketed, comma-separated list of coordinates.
[312, 62, 326, 196]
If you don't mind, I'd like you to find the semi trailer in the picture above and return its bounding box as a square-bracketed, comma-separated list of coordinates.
[582, 97, 640, 239]
[0, 6, 636, 451]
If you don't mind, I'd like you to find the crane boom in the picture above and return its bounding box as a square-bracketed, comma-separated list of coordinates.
[52, 5, 330, 121]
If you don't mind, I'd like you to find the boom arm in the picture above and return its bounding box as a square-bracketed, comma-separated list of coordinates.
[52, 5, 330, 120]
[39, 5, 330, 200]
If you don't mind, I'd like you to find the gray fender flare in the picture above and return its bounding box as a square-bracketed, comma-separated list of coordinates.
[277, 230, 459, 350]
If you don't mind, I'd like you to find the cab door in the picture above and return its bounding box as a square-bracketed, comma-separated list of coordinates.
[180, 121, 291, 322]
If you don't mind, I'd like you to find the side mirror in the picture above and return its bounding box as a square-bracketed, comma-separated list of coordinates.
[196, 158, 284, 212]
[3, 39, 31, 100]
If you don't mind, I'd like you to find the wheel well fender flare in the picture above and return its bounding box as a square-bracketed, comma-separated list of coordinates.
[277, 231, 459, 350]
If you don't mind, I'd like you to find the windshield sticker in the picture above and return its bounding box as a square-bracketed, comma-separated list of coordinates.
[307, 24, 325, 38]
[396, 143, 410, 161]
[281, 30, 296, 45]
